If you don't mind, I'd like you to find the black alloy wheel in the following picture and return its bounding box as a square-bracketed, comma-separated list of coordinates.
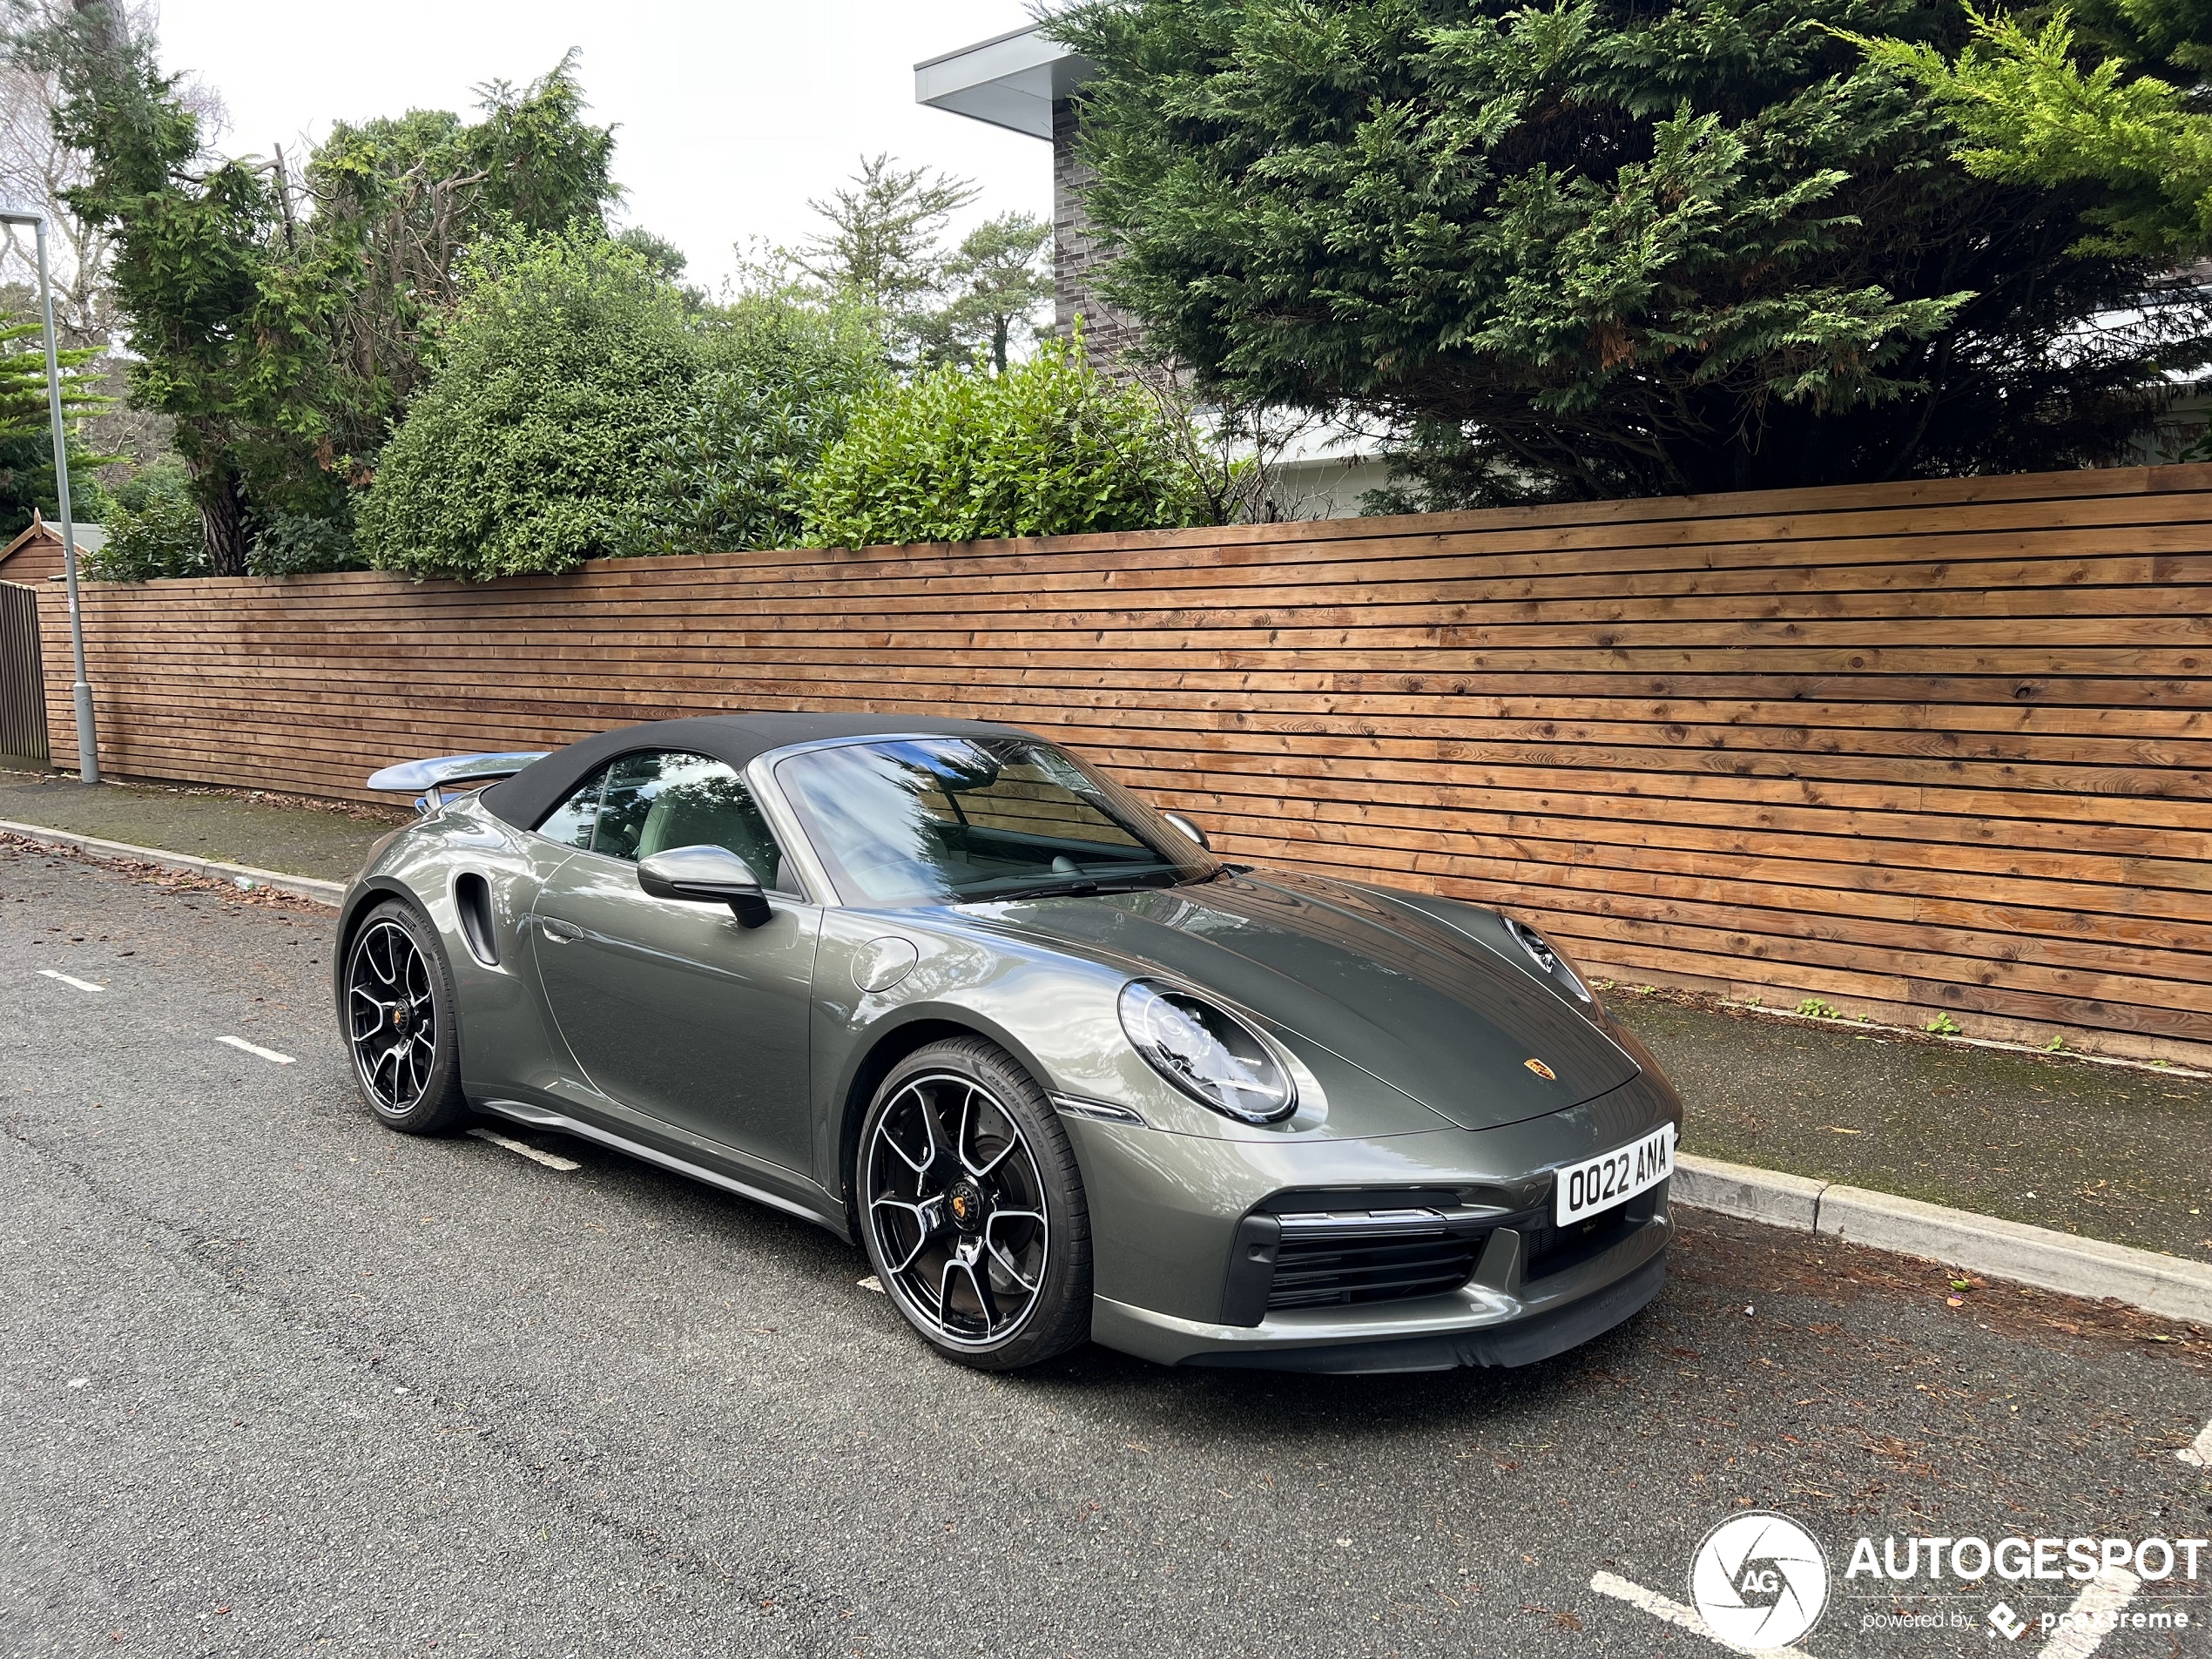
[345, 898, 469, 1134]
[859, 1038, 1090, 1370]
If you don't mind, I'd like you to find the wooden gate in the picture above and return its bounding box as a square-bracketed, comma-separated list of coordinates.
[0, 580, 47, 766]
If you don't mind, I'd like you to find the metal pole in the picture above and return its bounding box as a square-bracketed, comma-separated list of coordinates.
[31, 215, 97, 783]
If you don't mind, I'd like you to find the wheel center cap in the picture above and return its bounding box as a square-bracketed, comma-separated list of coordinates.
[389, 1003, 410, 1035]
[945, 1179, 987, 1234]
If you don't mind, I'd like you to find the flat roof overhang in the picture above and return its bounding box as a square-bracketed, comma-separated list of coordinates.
[914, 24, 1090, 140]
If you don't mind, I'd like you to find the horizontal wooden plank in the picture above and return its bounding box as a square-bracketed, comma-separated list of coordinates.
[56, 644, 2212, 711]
[64, 683, 2212, 780]
[57, 612, 2212, 655]
[48, 658, 2212, 742]
[56, 534, 2212, 619]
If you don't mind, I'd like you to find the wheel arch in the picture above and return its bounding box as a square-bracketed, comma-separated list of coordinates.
[832, 1008, 1058, 1237]
[334, 876, 418, 995]
[332, 875, 455, 1023]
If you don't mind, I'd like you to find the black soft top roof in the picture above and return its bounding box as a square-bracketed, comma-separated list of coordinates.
[482, 713, 1032, 830]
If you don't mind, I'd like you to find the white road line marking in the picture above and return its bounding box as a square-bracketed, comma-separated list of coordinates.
[1588, 1571, 1817, 1658]
[37, 968, 104, 992]
[857, 1275, 885, 1294]
[2035, 1566, 2141, 1659]
[2180, 1417, 2212, 1467]
[465, 1126, 581, 1172]
[216, 1035, 295, 1065]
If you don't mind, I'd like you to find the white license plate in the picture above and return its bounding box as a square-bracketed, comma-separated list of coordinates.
[1554, 1124, 1676, 1226]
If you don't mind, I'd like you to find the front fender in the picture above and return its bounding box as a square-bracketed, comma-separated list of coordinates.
[807, 906, 1467, 1191]
[809, 910, 1118, 1185]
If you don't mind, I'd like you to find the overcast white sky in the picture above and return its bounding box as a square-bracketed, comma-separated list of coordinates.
[158, 0, 1052, 291]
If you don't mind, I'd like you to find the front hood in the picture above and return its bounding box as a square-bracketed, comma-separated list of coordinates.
[993, 871, 1639, 1132]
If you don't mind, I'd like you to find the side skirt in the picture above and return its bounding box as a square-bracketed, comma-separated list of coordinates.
[475, 1096, 853, 1241]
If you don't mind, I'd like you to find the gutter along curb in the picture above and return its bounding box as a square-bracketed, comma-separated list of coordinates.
[8, 816, 2209, 1324]
[0, 818, 345, 907]
[1673, 1152, 2212, 1325]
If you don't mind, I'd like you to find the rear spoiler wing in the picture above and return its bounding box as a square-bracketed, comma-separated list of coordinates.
[367, 751, 550, 814]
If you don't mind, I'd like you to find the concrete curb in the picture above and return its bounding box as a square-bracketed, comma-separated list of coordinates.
[1674, 1152, 2212, 1326]
[0, 818, 345, 907]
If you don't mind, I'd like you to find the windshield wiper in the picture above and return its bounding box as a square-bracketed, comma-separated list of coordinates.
[1178, 863, 1253, 885]
[983, 879, 1099, 901]
[967, 875, 1170, 904]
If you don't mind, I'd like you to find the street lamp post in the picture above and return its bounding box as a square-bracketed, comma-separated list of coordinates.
[1, 207, 98, 784]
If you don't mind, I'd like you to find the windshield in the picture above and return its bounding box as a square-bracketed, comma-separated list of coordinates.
[774, 736, 1217, 906]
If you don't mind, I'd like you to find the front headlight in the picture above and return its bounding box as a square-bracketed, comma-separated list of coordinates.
[1117, 980, 1295, 1123]
[1506, 916, 1595, 1007]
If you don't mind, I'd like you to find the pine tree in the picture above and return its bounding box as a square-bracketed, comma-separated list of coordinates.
[1052, 0, 2210, 503]
[1844, 1, 2212, 261]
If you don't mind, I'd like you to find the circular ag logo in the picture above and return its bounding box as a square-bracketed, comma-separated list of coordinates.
[1689, 1511, 1830, 1649]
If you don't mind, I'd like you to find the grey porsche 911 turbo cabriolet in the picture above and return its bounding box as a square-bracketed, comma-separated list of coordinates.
[338, 713, 1683, 1373]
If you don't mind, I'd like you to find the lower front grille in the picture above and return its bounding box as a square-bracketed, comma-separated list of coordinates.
[1264, 1213, 1486, 1312]
[1223, 1180, 1663, 1325]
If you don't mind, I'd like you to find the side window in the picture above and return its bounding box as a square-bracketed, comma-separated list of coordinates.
[590, 750, 794, 893]
[535, 766, 610, 851]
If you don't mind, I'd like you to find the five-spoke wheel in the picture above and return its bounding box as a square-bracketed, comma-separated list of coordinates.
[344, 899, 469, 1134]
[859, 1039, 1090, 1369]
[348, 917, 437, 1110]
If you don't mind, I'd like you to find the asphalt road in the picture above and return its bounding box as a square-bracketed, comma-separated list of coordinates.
[5, 840, 2210, 1659]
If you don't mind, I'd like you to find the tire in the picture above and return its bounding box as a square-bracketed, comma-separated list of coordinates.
[343, 897, 471, 1136]
[857, 1037, 1092, 1372]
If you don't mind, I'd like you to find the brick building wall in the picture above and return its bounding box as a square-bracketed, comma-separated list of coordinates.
[1052, 97, 1143, 367]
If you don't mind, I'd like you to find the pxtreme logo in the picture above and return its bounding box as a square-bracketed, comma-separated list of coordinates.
[1689, 1511, 1831, 1649]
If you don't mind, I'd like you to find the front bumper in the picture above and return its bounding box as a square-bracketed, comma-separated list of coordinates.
[1064, 1071, 1679, 1373]
[1092, 1207, 1668, 1373]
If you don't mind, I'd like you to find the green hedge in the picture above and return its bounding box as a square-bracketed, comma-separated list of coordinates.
[631, 294, 884, 556]
[357, 232, 700, 581]
[86, 457, 206, 581]
[804, 340, 1207, 547]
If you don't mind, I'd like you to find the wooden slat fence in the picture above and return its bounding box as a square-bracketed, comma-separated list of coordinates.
[38, 463, 2212, 1064]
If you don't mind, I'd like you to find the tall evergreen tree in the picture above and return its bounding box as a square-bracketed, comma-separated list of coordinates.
[918, 212, 1053, 374]
[26, 1, 280, 570]
[1052, 0, 2212, 503]
[1846, 1, 2212, 261]
[0, 308, 110, 536]
[799, 152, 976, 361]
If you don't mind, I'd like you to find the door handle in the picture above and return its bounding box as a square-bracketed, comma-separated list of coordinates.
[538, 917, 581, 943]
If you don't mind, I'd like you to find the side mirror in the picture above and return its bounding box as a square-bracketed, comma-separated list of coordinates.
[1162, 811, 1211, 851]
[637, 844, 772, 928]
